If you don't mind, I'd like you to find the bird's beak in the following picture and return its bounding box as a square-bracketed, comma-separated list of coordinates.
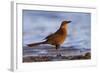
[67, 21, 71, 23]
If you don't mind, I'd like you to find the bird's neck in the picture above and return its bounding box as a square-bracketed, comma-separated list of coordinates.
[61, 27, 67, 33]
[60, 24, 68, 31]
[58, 27, 67, 35]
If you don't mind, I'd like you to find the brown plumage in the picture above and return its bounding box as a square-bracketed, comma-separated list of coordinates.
[27, 21, 71, 49]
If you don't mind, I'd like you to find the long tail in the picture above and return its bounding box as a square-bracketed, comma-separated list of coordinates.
[27, 41, 46, 47]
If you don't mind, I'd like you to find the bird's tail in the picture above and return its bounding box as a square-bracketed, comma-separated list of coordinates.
[27, 41, 46, 47]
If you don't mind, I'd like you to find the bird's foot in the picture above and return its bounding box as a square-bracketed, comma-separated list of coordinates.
[56, 53, 62, 57]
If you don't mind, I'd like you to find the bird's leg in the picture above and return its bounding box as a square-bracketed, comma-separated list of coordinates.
[56, 44, 60, 50]
[55, 45, 61, 57]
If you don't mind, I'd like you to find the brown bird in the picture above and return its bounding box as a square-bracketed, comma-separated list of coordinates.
[27, 20, 71, 50]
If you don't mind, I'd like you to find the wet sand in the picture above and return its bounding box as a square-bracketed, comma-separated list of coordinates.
[23, 45, 91, 62]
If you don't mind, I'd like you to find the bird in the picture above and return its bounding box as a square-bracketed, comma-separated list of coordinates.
[27, 20, 71, 50]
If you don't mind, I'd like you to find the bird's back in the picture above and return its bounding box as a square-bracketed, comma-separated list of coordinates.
[45, 28, 67, 45]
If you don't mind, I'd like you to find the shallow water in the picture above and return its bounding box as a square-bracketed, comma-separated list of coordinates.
[23, 45, 90, 62]
[23, 45, 90, 57]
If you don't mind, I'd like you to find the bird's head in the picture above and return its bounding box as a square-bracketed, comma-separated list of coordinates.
[60, 20, 71, 29]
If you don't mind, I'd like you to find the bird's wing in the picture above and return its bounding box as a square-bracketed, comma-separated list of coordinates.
[43, 28, 60, 40]
[44, 33, 54, 40]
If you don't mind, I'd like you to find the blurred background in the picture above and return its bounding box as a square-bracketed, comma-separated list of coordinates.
[23, 10, 91, 49]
